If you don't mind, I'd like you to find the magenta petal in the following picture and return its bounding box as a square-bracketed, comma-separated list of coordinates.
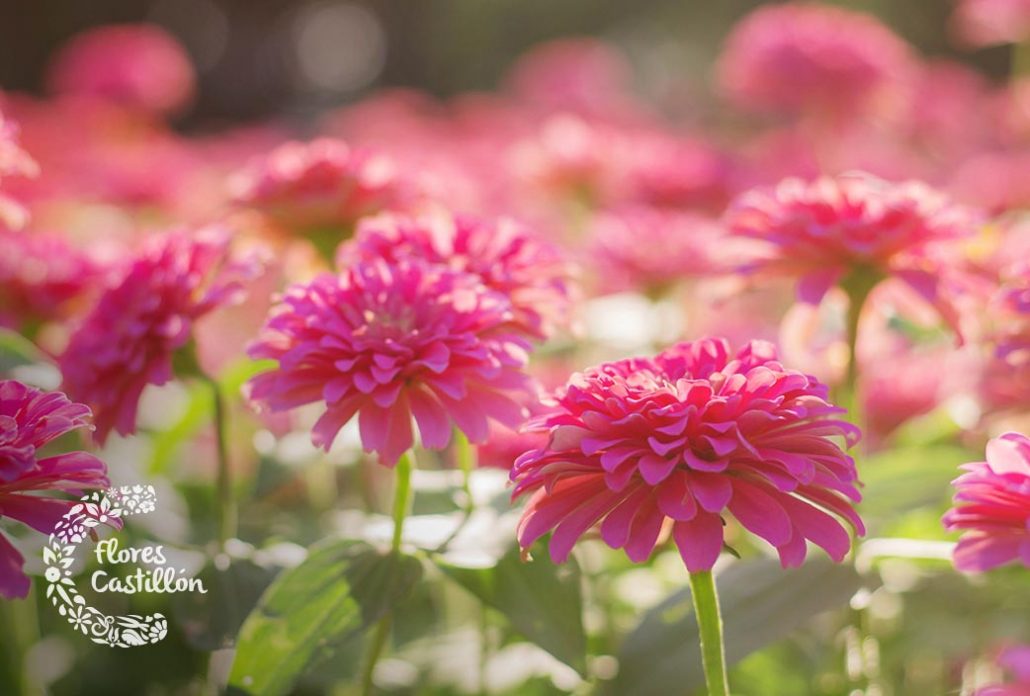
[623, 498, 665, 562]
[673, 512, 724, 572]
[0, 495, 74, 534]
[0, 533, 28, 599]
[688, 471, 733, 512]
[600, 486, 650, 549]
[311, 399, 361, 451]
[549, 492, 623, 563]
[953, 532, 1022, 573]
[727, 479, 793, 547]
[409, 388, 452, 450]
[796, 268, 842, 305]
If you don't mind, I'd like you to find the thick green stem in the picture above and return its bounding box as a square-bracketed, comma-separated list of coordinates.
[361, 451, 414, 696]
[454, 430, 476, 512]
[689, 571, 730, 696]
[204, 375, 235, 553]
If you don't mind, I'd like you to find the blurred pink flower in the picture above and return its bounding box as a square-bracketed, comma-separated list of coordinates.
[978, 646, 1030, 695]
[717, 3, 914, 119]
[46, 23, 195, 116]
[511, 337, 863, 570]
[588, 207, 728, 295]
[0, 108, 39, 229]
[0, 380, 109, 598]
[230, 138, 416, 237]
[504, 38, 643, 121]
[61, 227, 261, 442]
[726, 173, 978, 318]
[943, 432, 1030, 572]
[622, 134, 738, 213]
[953, 0, 1030, 47]
[338, 210, 574, 339]
[246, 259, 535, 466]
[0, 230, 101, 329]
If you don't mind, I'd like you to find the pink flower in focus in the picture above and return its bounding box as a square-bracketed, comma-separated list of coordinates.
[0, 230, 100, 329]
[46, 24, 195, 116]
[953, 0, 1030, 47]
[230, 138, 415, 236]
[338, 210, 574, 339]
[511, 338, 863, 570]
[717, 3, 914, 118]
[246, 259, 534, 466]
[61, 227, 260, 442]
[0, 380, 109, 598]
[726, 173, 978, 311]
[0, 109, 39, 229]
[943, 432, 1030, 572]
[589, 207, 728, 295]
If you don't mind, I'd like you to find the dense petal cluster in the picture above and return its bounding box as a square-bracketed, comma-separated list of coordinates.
[511, 337, 863, 571]
[46, 23, 195, 116]
[589, 207, 729, 295]
[0, 109, 39, 229]
[953, 0, 1030, 47]
[726, 173, 978, 305]
[717, 3, 914, 117]
[61, 227, 260, 442]
[338, 210, 574, 338]
[0, 230, 100, 328]
[0, 380, 109, 598]
[246, 259, 535, 465]
[943, 432, 1030, 573]
[230, 138, 415, 234]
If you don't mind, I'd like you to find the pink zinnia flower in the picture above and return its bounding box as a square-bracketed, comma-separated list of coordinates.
[953, 0, 1030, 47]
[0, 108, 39, 229]
[337, 210, 574, 339]
[246, 259, 535, 466]
[0, 380, 109, 598]
[61, 227, 260, 442]
[589, 207, 729, 296]
[726, 173, 978, 313]
[46, 23, 195, 116]
[943, 432, 1030, 572]
[511, 338, 863, 571]
[0, 230, 100, 329]
[717, 3, 914, 118]
[230, 138, 415, 237]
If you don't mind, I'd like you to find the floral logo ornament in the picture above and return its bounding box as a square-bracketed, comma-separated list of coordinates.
[43, 485, 168, 648]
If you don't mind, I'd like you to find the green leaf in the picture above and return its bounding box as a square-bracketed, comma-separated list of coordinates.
[607, 557, 862, 696]
[0, 328, 46, 373]
[858, 445, 973, 520]
[434, 543, 587, 676]
[171, 559, 276, 651]
[228, 540, 422, 696]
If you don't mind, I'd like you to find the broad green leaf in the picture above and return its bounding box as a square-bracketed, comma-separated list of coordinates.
[0, 328, 46, 373]
[171, 559, 276, 651]
[858, 445, 973, 520]
[434, 543, 587, 675]
[607, 557, 861, 696]
[228, 540, 422, 696]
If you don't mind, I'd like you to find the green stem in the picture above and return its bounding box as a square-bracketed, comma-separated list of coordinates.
[361, 451, 414, 696]
[454, 430, 476, 513]
[1014, 40, 1030, 79]
[689, 571, 730, 696]
[838, 268, 880, 430]
[204, 375, 235, 553]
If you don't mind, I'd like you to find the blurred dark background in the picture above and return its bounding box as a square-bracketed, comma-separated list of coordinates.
[0, 0, 1012, 128]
